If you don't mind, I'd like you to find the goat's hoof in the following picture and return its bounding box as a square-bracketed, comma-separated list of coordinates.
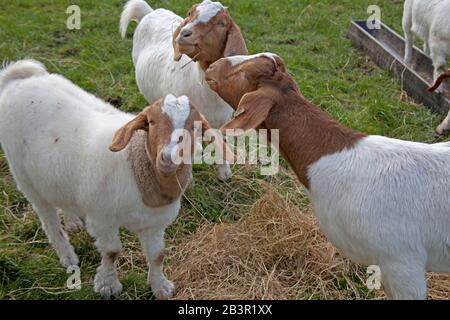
[94, 274, 123, 299]
[152, 279, 175, 300]
[217, 165, 232, 182]
[436, 125, 449, 136]
[60, 253, 79, 268]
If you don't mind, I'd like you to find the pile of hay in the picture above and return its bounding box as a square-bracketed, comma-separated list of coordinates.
[168, 190, 449, 300]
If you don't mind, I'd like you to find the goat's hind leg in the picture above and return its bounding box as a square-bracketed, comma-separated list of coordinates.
[32, 200, 79, 267]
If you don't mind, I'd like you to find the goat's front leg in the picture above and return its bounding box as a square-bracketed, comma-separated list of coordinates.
[217, 162, 232, 182]
[87, 220, 123, 299]
[138, 229, 175, 300]
[436, 111, 450, 135]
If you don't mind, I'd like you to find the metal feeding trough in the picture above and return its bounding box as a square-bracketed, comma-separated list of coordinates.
[347, 20, 450, 116]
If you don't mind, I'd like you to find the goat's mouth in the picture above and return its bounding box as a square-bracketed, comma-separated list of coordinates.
[176, 37, 198, 48]
[157, 161, 179, 176]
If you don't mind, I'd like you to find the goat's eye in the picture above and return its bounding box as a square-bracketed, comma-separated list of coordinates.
[218, 21, 226, 27]
[148, 119, 155, 126]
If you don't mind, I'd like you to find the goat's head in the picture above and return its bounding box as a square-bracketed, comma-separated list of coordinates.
[173, 0, 247, 69]
[204, 53, 295, 135]
[109, 95, 233, 176]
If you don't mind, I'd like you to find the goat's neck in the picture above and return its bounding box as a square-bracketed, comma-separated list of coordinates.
[127, 132, 192, 208]
[264, 90, 366, 189]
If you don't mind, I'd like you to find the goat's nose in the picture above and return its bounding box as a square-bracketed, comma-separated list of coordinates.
[161, 151, 172, 163]
[181, 29, 193, 38]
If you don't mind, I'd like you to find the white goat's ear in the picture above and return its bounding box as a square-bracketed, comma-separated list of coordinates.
[220, 89, 273, 136]
[173, 24, 183, 61]
[224, 21, 248, 57]
[109, 110, 149, 152]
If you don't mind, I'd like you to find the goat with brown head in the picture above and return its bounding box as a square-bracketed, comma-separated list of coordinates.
[173, 0, 248, 70]
[205, 53, 365, 188]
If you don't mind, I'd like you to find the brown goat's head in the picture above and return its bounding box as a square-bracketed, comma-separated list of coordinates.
[173, 0, 247, 70]
[110, 95, 232, 176]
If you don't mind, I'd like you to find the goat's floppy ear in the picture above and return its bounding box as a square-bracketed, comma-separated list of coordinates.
[428, 70, 450, 92]
[173, 23, 183, 61]
[224, 21, 248, 57]
[199, 112, 235, 163]
[220, 89, 274, 136]
[109, 110, 149, 152]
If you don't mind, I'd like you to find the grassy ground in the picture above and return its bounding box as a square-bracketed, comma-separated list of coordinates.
[0, 0, 448, 300]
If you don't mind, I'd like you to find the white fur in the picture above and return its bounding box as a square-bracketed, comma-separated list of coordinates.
[228, 53, 279, 66]
[403, 0, 450, 87]
[195, 0, 225, 25]
[120, 0, 233, 181]
[403, 0, 450, 134]
[0, 60, 186, 299]
[161, 94, 190, 161]
[308, 135, 450, 299]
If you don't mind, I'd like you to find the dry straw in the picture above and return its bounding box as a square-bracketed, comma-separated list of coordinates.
[168, 189, 449, 300]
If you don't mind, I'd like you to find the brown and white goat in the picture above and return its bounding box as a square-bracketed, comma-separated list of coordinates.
[0, 60, 231, 299]
[120, 0, 248, 181]
[204, 53, 450, 300]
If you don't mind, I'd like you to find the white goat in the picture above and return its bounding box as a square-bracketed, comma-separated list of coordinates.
[403, 0, 450, 135]
[205, 53, 450, 300]
[120, 0, 248, 181]
[403, 0, 450, 91]
[0, 60, 225, 299]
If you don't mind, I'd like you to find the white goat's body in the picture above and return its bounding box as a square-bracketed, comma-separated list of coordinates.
[0, 66, 179, 232]
[309, 135, 450, 299]
[123, 3, 233, 129]
[0, 61, 180, 299]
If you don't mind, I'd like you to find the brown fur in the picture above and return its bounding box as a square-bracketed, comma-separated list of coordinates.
[173, 4, 248, 70]
[206, 55, 366, 189]
[428, 69, 450, 92]
[128, 131, 192, 208]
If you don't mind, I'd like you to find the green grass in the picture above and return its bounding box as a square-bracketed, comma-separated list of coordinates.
[0, 0, 448, 300]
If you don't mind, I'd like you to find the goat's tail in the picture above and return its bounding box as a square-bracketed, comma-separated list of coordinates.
[0, 59, 47, 92]
[120, 0, 153, 39]
[428, 70, 450, 93]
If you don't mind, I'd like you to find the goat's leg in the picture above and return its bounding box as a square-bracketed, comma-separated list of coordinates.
[138, 228, 175, 300]
[87, 220, 123, 299]
[402, 2, 414, 64]
[217, 162, 232, 182]
[33, 201, 78, 267]
[436, 111, 450, 135]
[423, 42, 430, 56]
[381, 261, 427, 300]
